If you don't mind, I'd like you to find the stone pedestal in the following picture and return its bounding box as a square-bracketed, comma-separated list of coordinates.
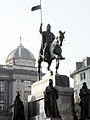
[28, 74, 74, 120]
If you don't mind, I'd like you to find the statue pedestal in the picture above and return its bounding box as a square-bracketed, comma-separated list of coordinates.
[28, 74, 74, 120]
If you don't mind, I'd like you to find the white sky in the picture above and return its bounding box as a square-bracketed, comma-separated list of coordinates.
[0, 0, 90, 86]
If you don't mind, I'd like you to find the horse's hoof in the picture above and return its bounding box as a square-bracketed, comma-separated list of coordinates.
[59, 56, 65, 60]
[50, 71, 53, 75]
[61, 57, 65, 60]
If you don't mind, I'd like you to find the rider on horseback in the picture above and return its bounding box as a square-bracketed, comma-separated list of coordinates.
[39, 23, 65, 60]
[39, 23, 55, 60]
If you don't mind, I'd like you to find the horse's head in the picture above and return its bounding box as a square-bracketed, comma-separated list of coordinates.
[56, 30, 65, 46]
[59, 30, 65, 40]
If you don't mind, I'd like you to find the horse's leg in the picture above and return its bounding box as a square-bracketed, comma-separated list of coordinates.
[47, 60, 51, 71]
[50, 70, 53, 76]
[38, 56, 42, 80]
[47, 60, 53, 75]
[38, 60, 41, 80]
[56, 58, 59, 74]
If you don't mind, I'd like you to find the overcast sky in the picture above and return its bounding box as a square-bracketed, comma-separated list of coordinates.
[0, 0, 90, 86]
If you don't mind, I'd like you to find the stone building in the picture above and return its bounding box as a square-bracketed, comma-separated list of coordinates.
[0, 42, 38, 113]
[70, 57, 90, 99]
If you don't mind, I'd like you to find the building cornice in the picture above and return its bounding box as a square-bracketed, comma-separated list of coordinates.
[70, 64, 90, 78]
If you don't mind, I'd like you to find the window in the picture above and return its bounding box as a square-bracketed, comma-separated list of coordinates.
[83, 72, 86, 79]
[17, 80, 21, 91]
[89, 70, 90, 78]
[0, 81, 5, 91]
[0, 81, 5, 103]
[80, 72, 86, 81]
[80, 73, 83, 80]
[24, 80, 31, 91]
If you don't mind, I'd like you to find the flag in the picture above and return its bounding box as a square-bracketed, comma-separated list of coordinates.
[31, 5, 41, 11]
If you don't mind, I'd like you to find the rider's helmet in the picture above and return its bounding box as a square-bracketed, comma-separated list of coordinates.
[46, 24, 51, 31]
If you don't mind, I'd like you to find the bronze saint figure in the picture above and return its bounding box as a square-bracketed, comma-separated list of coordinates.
[44, 79, 61, 118]
[79, 82, 90, 120]
[13, 93, 25, 120]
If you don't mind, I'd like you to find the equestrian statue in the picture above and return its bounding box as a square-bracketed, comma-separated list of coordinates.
[38, 23, 65, 80]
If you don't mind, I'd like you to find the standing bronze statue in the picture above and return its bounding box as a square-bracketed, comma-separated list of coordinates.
[44, 79, 61, 118]
[79, 82, 90, 120]
[13, 93, 25, 120]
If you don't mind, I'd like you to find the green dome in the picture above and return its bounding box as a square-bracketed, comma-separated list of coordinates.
[6, 44, 35, 62]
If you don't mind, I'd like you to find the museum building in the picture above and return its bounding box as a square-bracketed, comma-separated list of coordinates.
[0, 42, 38, 112]
[70, 57, 90, 99]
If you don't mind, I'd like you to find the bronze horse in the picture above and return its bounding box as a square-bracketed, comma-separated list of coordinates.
[38, 30, 65, 80]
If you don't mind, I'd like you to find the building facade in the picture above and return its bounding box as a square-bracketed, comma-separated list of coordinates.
[0, 43, 39, 113]
[70, 57, 90, 99]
